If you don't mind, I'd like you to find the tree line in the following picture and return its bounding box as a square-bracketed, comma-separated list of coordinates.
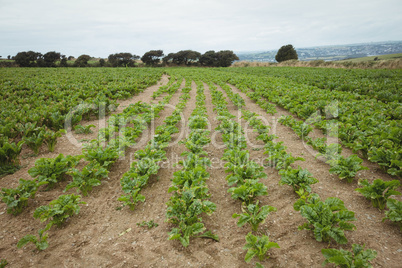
[6, 49, 239, 68]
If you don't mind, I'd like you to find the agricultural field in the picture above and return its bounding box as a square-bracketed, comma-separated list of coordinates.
[0, 67, 401, 267]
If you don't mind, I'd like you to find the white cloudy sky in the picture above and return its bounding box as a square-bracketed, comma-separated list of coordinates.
[1, 0, 401, 57]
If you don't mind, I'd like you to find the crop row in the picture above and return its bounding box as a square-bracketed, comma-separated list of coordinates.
[166, 80, 219, 247]
[207, 81, 279, 267]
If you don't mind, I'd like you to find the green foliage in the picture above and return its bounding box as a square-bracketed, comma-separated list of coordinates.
[1, 178, 46, 215]
[243, 232, 280, 263]
[355, 179, 401, 210]
[118, 189, 146, 211]
[74, 124, 95, 134]
[181, 131, 210, 154]
[233, 201, 277, 232]
[17, 227, 50, 251]
[33, 194, 85, 227]
[141, 50, 164, 66]
[296, 196, 356, 244]
[82, 141, 120, 168]
[74, 54, 91, 67]
[279, 166, 319, 193]
[382, 199, 402, 230]
[0, 259, 8, 268]
[0, 138, 24, 176]
[328, 155, 368, 183]
[28, 154, 82, 189]
[228, 179, 268, 205]
[321, 244, 377, 268]
[137, 220, 159, 229]
[108, 53, 140, 67]
[275, 44, 298, 62]
[43, 129, 65, 152]
[166, 187, 218, 247]
[65, 161, 109, 196]
[317, 143, 343, 161]
[23, 130, 46, 154]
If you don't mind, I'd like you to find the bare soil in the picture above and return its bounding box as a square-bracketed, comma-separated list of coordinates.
[0, 77, 401, 267]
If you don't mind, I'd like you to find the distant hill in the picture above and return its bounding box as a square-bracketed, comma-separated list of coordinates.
[236, 41, 402, 62]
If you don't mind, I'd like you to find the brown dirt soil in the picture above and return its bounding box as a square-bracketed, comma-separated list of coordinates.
[0, 76, 401, 268]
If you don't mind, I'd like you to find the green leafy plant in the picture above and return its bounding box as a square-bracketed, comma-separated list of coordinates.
[166, 187, 218, 247]
[228, 179, 268, 205]
[243, 232, 280, 263]
[65, 161, 109, 196]
[316, 143, 342, 161]
[296, 196, 356, 244]
[327, 155, 368, 183]
[233, 201, 277, 232]
[137, 220, 159, 229]
[293, 122, 313, 139]
[279, 166, 319, 193]
[118, 188, 146, 211]
[23, 130, 46, 155]
[43, 129, 65, 152]
[33, 194, 86, 227]
[0, 138, 24, 176]
[275, 153, 305, 170]
[17, 226, 50, 251]
[28, 154, 82, 189]
[321, 244, 377, 268]
[181, 131, 210, 154]
[0, 259, 8, 268]
[1, 179, 47, 215]
[382, 199, 402, 230]
[74, 124, 95, 134]
[355, 179, 401, 210]
[82, 141, 119, 168]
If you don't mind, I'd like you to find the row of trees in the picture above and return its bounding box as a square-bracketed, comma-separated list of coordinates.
[10, 45, 297, 67]
[11, 49, 239, 68]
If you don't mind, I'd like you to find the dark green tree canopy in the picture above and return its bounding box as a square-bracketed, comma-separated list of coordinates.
[215, 50, 239, 67]
[275, 44, 298, 62]
[14, 51, 43, 67]
[199, 50, 218, 66]
[141, 50, 164, 66]
[108, 53, 140, 67]
[199, 50, 239, 67]
[162, 50, 201, 66]
[60, 55, 68, 67]
[74, 54, 91, 67]
[43, 51, 61, 67]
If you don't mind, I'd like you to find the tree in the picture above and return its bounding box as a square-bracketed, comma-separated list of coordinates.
[163, 50, 201, 66]
[141, 50, 164, 66]
[199, 50, 218, 67]
[99, 59, 105, 67]
[275, 44, 298, 62]
[43, 51, 61, 67]
[60, 55, 68, 67]
[14, 51, 43, 67]
[199, 50, 239, 67]
[108, 53, 139, 67]
[74, 54, 91, 67]
[7, 55, 11, 60]
[216, 50, 239, 67]
[162, 53, 175, 65]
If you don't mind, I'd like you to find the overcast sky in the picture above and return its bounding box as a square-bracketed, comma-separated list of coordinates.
[1, 0, 401, 58]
